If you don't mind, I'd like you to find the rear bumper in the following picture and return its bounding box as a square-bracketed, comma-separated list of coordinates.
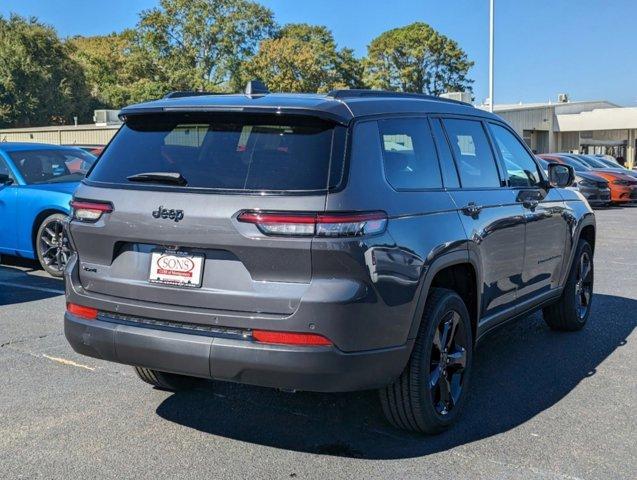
[64, 313, 412, 392]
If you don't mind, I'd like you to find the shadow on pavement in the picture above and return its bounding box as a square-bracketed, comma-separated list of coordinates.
[156, 293, 636, 459]
[0, 256, 64, 306]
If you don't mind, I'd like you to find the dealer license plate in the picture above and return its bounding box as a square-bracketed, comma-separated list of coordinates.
[149, 250, 204, 288]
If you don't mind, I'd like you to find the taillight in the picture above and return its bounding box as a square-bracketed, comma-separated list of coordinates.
[237, 211, 387, 237]
[70, 200, 113, 222]
[252, 330, 332, 346]
[67, 303, 98, 320]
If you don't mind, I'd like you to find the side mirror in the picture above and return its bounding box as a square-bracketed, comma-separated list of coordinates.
[547, 163, 574, 188]
[0, 173, 13, 185]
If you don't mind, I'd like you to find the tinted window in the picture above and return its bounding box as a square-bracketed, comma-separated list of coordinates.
[89, 113, 343, 192]
[443, 119, 501, 188]
[489, 123, 541, 187]
[559, 156, 588, 172]
[0, 157, 13, 179]
[575, 155, 608, 168]
[378, 118, 442, 190]
[430, 119, 460, 188]
[598, 158, 620, 168]
[8, 149, 96, 184]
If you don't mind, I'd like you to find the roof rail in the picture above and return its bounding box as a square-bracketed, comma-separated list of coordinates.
[163, 91, 225, 99]
[326, 89, 469, 105]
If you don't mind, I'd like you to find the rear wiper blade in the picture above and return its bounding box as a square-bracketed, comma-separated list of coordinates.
[127, 172, 187, 186]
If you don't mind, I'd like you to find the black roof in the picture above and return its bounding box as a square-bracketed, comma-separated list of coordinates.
[119, 89, 498, 125]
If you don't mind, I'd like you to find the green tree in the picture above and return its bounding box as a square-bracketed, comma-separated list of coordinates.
[136, 0, 276, 92]
[242, 23, 364, 93]
[364, 22, 473, 95]
[0, 14, 93, 127]
[70, 31, 168, 107]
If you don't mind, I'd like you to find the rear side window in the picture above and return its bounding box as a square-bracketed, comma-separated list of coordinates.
[377, 118, 442, 190]
[489, 123, 541, 187]
[8, 149, 95, 184]
[89, 113, 344, 192]
[442, 119, 501, 188]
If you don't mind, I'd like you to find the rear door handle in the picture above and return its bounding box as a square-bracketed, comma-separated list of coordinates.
[462, 202, 483, 216]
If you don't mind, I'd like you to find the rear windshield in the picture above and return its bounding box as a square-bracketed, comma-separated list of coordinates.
[88, 113, 345, 193]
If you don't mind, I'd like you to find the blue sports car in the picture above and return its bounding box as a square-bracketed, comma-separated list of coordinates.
[0, 143, 96, 276]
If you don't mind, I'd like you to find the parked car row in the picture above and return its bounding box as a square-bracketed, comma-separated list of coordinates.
[538, 153, 637, 206]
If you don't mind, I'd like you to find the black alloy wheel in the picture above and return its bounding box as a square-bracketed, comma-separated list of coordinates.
[36, 213, 71, 277]
[380, 288, 473, 434]
[543, 239, 594, 331]
[574, 250, 593, 320]
[429, 310, 468, 416]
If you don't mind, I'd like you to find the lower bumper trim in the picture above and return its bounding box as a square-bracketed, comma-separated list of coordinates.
[65, 313, 412, 392]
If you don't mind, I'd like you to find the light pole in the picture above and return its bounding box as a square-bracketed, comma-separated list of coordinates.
[489, 0, 495, 112]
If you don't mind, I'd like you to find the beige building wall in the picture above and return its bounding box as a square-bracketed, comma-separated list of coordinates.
[0, 125, 120, 145]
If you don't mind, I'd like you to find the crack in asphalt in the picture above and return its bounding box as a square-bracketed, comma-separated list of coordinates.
[0, 332, 62, 348]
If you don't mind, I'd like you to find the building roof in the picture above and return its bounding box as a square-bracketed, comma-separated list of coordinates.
[478, 100, 619, 113]
[120, 91, 501, 124]
[494, 100, 619, 112]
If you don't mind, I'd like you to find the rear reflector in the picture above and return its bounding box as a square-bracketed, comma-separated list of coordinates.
[67, 303, 98, 320]
[252, 330, 332, 346]
[238, 211, 387, 237]
[70, 200, 113, 222]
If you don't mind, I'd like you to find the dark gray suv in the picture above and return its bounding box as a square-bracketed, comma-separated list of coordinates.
[64, 84, 595, 434]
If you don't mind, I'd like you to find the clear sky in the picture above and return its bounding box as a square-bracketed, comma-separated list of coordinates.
[2, 0, 635, 106]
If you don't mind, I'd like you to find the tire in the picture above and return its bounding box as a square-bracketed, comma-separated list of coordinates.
[543, 239, 593, 331]
[35, 213, 71, 278]
[379, 288, 473, 434]
[133, 367, 200, 391]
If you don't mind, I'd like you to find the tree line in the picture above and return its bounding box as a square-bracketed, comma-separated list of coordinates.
[0, 0, 474, 128]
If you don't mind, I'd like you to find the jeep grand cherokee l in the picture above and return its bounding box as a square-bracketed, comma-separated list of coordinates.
[64, 83, 595, 434]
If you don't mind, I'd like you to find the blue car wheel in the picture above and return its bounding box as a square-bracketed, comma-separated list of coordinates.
[36, 213, 71, 277]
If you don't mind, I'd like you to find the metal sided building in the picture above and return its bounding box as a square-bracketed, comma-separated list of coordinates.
[481, 97, 637, 168]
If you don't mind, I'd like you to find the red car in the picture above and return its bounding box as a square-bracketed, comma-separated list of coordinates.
[63, 144, 105, 157]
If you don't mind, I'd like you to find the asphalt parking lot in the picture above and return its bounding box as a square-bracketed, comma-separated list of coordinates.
[1, 207, 635, 480]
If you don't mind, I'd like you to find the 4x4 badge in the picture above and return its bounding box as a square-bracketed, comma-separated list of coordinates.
[152, 206, 184, 222]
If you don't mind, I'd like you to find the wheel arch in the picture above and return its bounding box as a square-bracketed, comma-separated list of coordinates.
[558, 213, 596, 290]
[407, 250, 481, 344]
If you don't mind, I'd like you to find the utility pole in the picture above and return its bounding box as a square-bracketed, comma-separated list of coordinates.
[489, 0, 495, 112]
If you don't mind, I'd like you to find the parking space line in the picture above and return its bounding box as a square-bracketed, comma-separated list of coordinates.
[42, 354, 95, 371]
[0, 281, 64, 295]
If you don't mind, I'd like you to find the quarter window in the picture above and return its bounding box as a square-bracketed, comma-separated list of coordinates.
[378, 118, 442, 190]
[0, 158, 13, 180]
[489, 124, 542, 187]
[442, 119, 501, 188]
